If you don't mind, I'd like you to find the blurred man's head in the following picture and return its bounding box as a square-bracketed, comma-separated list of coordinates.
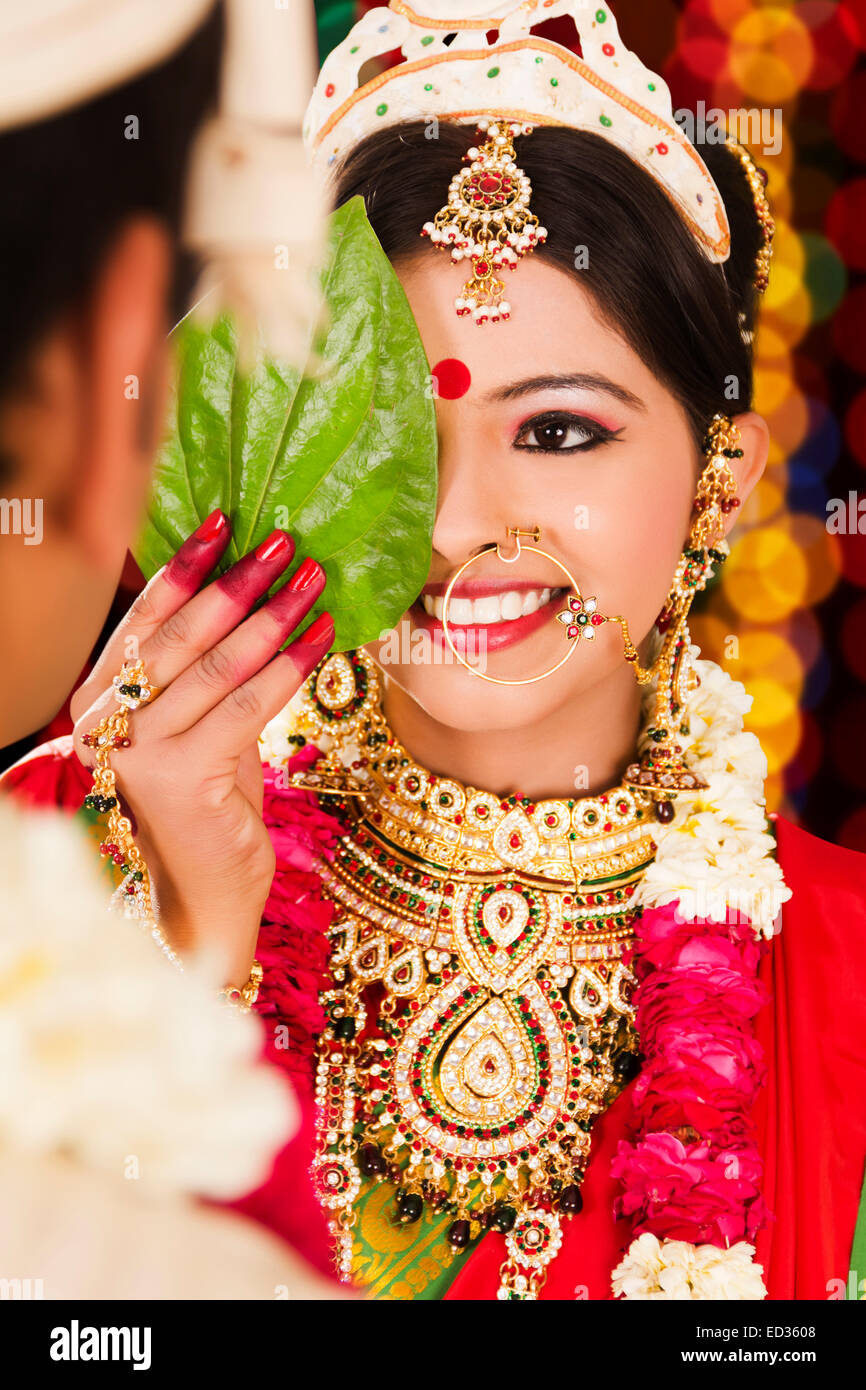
[0, 3, 223, 744]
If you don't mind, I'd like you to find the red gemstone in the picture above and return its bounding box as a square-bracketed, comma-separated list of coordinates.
[479, 175, 500, 193]
[325, 82, 335, 98]
[602, 43, 615, 55]
[509, 833, 522, 849]
[657, 143, 668, 155]
[475, 259, 490, 275]
[590, 613, 604, 626]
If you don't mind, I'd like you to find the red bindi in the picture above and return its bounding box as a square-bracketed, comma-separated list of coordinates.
[431, 358, 471, 400]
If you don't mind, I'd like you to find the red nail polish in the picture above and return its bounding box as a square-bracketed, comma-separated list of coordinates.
[255, 530, 293, 563]
[194, 509, 228, 542]
[166, 510, 231, 589]
[298, 612, 334, 646]
[287, 557, 324, 592]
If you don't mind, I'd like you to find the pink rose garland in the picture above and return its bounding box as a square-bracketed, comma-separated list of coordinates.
[254, 748, 344, 1097]
[612, 901, 771, 1252]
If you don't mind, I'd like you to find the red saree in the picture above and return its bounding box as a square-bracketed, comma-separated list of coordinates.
[5, 741, 866, 1299]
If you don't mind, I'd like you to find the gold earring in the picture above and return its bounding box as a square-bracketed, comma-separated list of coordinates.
[606, 414, 743, 817]
[441, 525, 610, 686]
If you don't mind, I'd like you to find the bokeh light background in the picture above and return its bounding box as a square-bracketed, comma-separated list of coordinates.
[317, 0, 866, 849]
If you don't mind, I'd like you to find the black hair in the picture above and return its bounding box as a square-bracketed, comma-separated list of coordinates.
[0, 3, 224, 410]
[333, 121, 764, 448]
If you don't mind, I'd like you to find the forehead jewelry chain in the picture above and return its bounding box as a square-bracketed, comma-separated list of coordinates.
[422, 119, 547, 326]
[441, 525, 610, 685]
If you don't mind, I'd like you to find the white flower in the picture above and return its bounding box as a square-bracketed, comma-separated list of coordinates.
[691, 730, 768, 792]
[0, 801, 297, 1199]
[612, 1233, 767, 1300]
[639, 649, 792, 937]
[259, 689, 308, 768]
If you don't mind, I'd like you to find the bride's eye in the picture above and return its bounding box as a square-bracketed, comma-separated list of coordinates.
[513, 411, 621, 454]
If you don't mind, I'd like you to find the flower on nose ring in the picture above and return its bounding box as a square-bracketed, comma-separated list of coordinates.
[555, 593, 605, 641]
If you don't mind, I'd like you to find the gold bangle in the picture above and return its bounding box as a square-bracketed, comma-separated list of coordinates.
[219, 959, 264, 1012]
[83, 659, 158, 917]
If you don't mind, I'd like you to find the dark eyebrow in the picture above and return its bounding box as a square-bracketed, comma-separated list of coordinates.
[484, 372, 647, 412]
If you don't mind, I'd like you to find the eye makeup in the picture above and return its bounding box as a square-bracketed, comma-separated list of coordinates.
[512, 409, 625, 454]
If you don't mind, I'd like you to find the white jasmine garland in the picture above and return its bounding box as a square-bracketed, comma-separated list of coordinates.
[0, 800, 297, 1200]
[611, 1233, 767, 1301]
[615, 647, 788, 1299]
[635, 657, 791, 937]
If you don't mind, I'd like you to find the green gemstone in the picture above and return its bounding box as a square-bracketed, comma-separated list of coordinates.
[600, 114, 612, 128]
[596, 8, 607, 20]
[421, 34, 434, 45]
[424, 83, 433, 91]
[535, 55, 543, 63]
[550, 77, 558, 87]
[350, 45, 359, 53]
[487, 66, 500, 78]
[376, 102, 388, 116]
[648, 82, 656, 91]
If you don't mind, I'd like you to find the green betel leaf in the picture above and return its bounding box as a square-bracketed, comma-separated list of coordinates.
[134, 196, 438, 651]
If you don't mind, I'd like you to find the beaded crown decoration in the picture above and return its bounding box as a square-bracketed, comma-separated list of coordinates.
[303, 0, 731, 265]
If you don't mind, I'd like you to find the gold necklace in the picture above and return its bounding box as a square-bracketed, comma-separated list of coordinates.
[293, 650, 659, 1299]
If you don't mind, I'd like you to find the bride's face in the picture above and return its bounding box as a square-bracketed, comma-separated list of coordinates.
[363, 254, 749, 733]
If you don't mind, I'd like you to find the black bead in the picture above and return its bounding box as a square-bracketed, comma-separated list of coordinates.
[397, 1193, 423, 1225]
[559, 1184, 583, 1215]
[358, 1143, 385, 1178]
[118, 684, 130, 696]
[447, 1219, 471, 1249]
[333, 1016, 356, 1041]
[654, 800, 675, 824]
[489, 1203, 517, 1234]
[614, 1051, 642, 1081]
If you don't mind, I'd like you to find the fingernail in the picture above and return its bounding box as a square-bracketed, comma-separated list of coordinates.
[297, 612, 334, 646]
[287, 557, 324, 592]
[194, 509, 228, 543]
[255, 530, 293, 563]
[166, 511, 230, 589]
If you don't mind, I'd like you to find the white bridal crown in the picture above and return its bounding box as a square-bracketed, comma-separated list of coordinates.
[303, 0, 731, 265]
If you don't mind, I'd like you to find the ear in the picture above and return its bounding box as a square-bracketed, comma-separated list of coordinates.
[69, 216, 173, 571]
[723, 410, 769, 537]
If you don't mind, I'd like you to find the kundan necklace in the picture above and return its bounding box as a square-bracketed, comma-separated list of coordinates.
[290, 648, 665, 1299]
